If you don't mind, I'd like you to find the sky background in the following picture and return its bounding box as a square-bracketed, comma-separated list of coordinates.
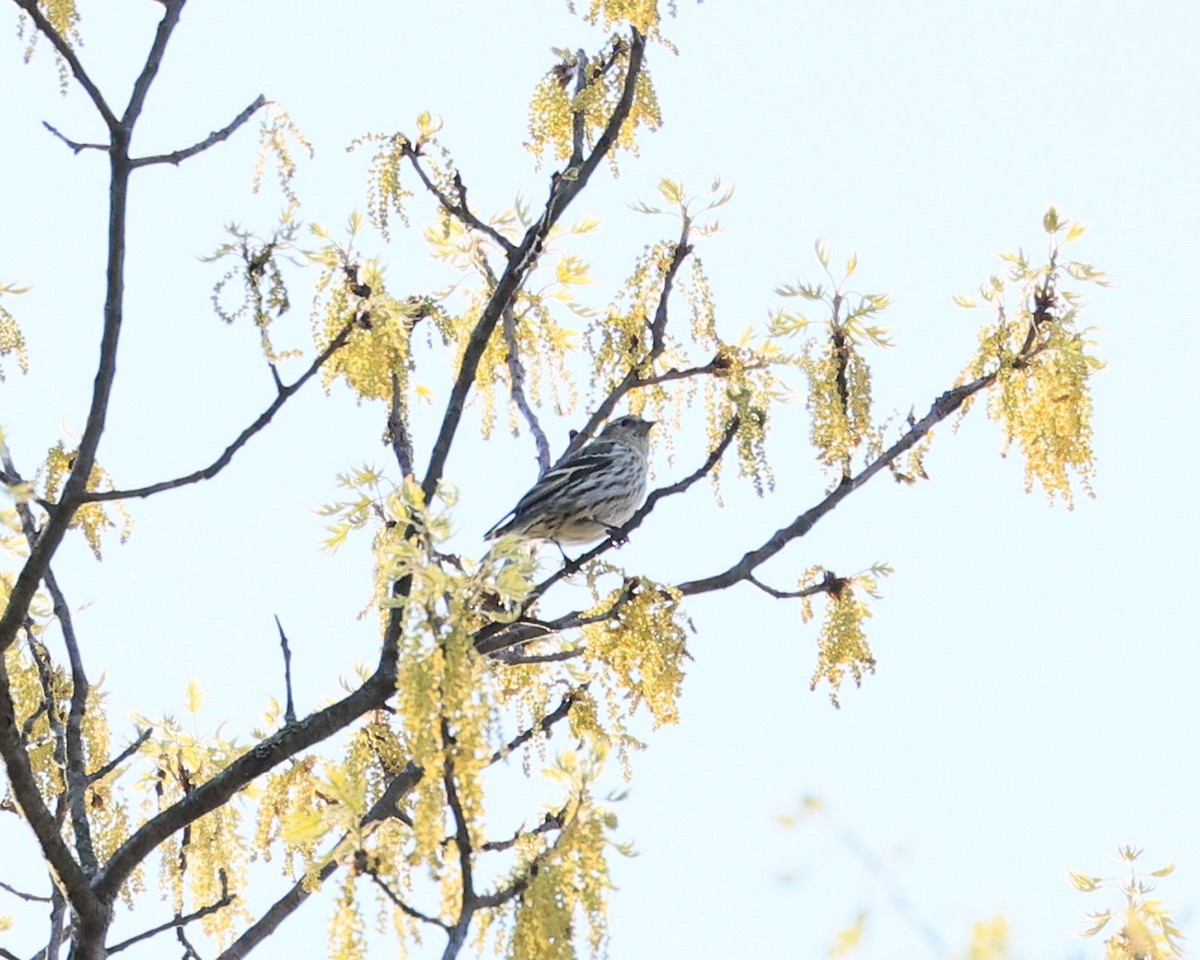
[2, 1, 1199, 958]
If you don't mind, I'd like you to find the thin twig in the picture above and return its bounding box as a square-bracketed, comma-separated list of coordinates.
[480, 806, 567, 853]
[41, 121, 107, 154]
[403, 150, 514, 253]
[746, 573, 828, 600]
[88, 727, 153, 785]
[387, 373, 414, 477]
[84, 316, 358, 502]
[489, 686, 585, 766]
[490, 648, 584, 666]
[561, 223, 692, 462]
[274, 615, 297, 725]
[43, 564, 98, 875]
[501, 302, 551, 473]
[0, 878, 52, 903]
[132, 95, 267, 167]
[367, 873, 451, 932]
[108, 886, 236, 953]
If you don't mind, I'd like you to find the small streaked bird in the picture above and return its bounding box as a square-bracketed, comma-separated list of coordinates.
[485, 415, 655, 545]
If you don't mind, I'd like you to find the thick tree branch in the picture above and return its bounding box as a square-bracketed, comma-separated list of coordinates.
[420, 28, 646, 506]
[676, 373, 998, 596]
[84, 317, 357, 502]
[94, 663, 398, 901]
[131, 95, 267, 167]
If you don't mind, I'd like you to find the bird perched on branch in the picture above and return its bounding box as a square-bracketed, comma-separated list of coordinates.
[485, 415, 655, 545]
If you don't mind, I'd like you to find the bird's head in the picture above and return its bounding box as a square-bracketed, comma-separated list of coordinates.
[600, 415, 656, 442]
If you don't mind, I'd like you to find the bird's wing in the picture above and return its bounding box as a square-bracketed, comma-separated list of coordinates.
[484, 441, 624, 537]
[508, 443, 622, 516]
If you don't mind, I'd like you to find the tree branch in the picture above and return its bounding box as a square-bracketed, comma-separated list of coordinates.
[367, 873, 451, 933]
[0, 668, 102, 931]
[419, 28, 646, 506]
[214, 762, 421, 960]
[501, 302, 552, 474]
[131, 95, 267, 168]
[121, 0, 185, 129]
[41, 121, 108, 155]
[403, 150, 515, 254]
[489, 686, 585, 766]
[561, 222, 692, 461]
[107, 883, 235, 954]
[94, 665, 398, 901]
[676, 373, 998, 596]
[87, 727, 153, 785]
[84, 317, 357, 502]
[0, 878, 52, 903]
[12, 0, 118, 129]
[43, 564, 98, 874]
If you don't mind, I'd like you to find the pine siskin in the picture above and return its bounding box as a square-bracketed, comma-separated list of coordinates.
[485, 415, 655, 544]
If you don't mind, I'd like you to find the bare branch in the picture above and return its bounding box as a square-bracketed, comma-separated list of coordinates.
[88, 726, 153, 784]
[41, 121, 108, 154]
[43, 565, 98, 874]
[367, 873, 451, 932]
[490, 647, 583, 666]
[420, 28, 647, 506]
[481, 806, 567, 853]
[489, 686, 585, 766]
[676, 374, 998, 597]
[0, 878, 52, 903]
[108, 883, 235, 954]
[501, 303, 552, 474]
[132, 95, 267, 168]
[387, 373, 415, 477]
[403, 150, 515, 254]
[84, 317, 357, 503]
[0, 668, 102, 928]
[274, 615, 297, 725]
[746, 573, 828, 600]
[12, 0, 118, 128]
[121, 0, 185, 129]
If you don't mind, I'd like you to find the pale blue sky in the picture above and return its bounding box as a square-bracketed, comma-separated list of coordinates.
[2, 2, 1198, 958]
